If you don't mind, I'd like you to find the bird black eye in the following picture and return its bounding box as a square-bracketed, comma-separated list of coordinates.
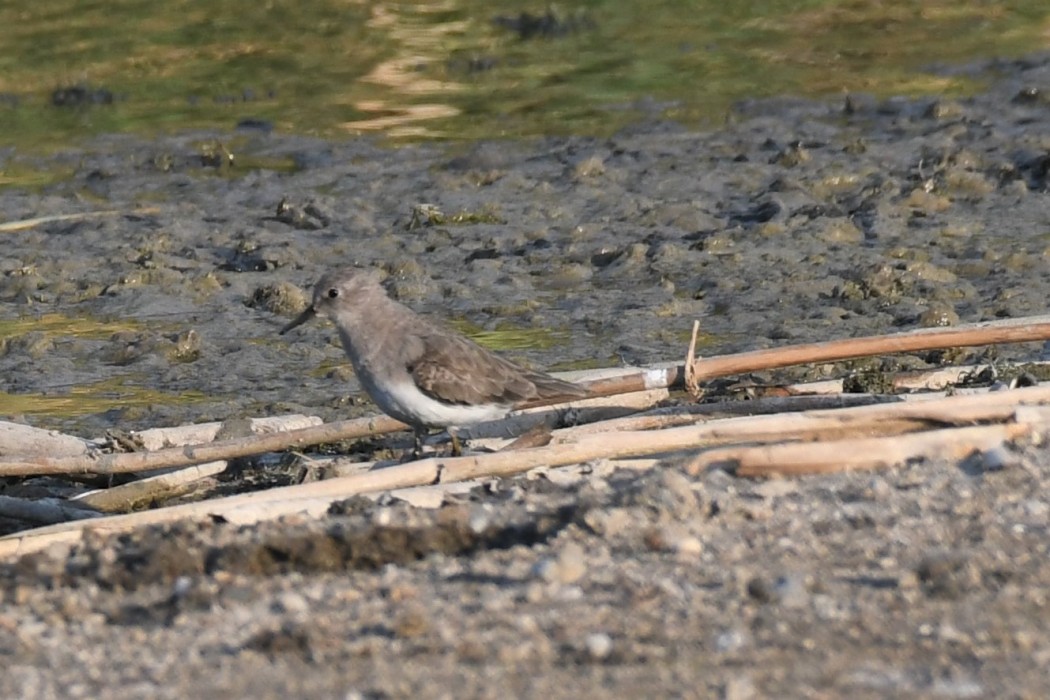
[327, 288, 339, 299]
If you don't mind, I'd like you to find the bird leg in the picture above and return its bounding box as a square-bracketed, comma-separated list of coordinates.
[410, 427, 463, 459]
[449, 429, 463, 457]
[411, 426, 429, 460]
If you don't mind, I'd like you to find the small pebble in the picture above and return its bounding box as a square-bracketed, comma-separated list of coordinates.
[644, 526, 703, 559]
[715, 627, 750, 653]
[723, 675, 757, 700]
[584, 632, 612, 660]
[750, 479, 798, 500]
[272, 592, 309, 615]
[533, 542, 587, 584]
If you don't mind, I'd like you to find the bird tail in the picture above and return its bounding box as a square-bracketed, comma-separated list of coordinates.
[528, 373, 592, 403]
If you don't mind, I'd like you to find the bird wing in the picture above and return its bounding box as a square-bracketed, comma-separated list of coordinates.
[408, 332, 544, 407]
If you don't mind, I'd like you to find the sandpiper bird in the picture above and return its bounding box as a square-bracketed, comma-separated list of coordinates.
[280, 267, 590, 456]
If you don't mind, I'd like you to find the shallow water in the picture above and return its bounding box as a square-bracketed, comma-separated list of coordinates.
[1, 0, 1048, 150]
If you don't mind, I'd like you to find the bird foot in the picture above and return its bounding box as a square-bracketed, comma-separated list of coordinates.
[405, 430, 465, 461]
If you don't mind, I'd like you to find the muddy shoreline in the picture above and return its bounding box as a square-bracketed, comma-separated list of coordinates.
[2, 55, 1050, 437]
[3, 55, 1050, 697]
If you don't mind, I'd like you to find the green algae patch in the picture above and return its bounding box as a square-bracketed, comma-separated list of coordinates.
[0, 313, 143, 342]
[449, 321, 571, 353]
[0, 161, 76, 190]
[0, 378, 209, 421]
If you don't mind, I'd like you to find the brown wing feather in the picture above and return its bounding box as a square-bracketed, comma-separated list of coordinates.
[523, 371, 591, 402]
[409, 332, 586, 407]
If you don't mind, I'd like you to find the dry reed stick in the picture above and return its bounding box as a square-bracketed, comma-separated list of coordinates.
[685, 315, 1050, 381]
[0, 208, 160, 233]
[684, 319, 703, 399]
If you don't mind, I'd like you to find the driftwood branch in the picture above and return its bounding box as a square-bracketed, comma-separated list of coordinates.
[73, 462, 228, 512]
[0, 421, 98, 458]
[685, 423, 1030, 478]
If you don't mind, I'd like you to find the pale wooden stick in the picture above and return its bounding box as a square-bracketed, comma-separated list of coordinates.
[552, 393, 894, 437]
[684, 320, 702, 399]
[783, 378, 845, 395]
[73, 461, 228, 512]
[0, 208, 160, 233]
[128, 414, 323, 451]
[0, 421, 97, 458]
[684, 423, 1030, 478]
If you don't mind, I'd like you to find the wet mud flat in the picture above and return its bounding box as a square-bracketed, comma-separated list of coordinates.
[3, 55, 1050, 696]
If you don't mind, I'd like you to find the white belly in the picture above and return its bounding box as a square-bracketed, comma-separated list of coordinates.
[359, 374, 509, 428]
